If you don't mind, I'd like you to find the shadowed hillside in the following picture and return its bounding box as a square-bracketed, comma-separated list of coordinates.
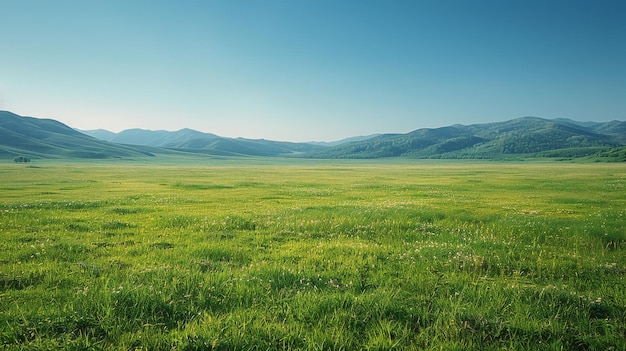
[0, 111, 154, 159]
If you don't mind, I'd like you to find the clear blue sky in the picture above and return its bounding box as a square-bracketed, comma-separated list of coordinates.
[1, 0, 624, 141]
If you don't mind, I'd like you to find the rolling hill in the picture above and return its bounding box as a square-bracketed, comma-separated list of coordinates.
[3, 110, 624, 161]
[306, 134, 381, 147]
[306, 117, 625, 159]
[80, 127, 325, 157]
[84, 128, 220, 147]
[0, 111, 155, 159]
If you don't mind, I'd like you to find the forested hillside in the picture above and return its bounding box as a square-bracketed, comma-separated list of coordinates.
[307, 117, 624, 159]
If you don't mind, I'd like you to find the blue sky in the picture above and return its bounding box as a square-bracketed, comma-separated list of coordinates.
[1, 0, 624, 141]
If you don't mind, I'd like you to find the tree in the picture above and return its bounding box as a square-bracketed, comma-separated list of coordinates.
[13, 156, 31, 163]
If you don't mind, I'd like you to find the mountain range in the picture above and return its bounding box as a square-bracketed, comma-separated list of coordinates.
[78, 127, 325, 157]
[79, 128, 379, 150]
[1, 110, 625, 161]
[307, 117, 626, 159]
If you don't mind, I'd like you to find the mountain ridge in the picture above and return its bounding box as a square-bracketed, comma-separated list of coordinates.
[80, 127, 325, 156]
[305, 116, 625, 159]
[0, 111, 155, 159]
[0, 111, 326, 159]
[2, 110, 624, 161]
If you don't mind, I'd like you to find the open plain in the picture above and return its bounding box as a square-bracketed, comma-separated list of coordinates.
[1, 160, 624, 350]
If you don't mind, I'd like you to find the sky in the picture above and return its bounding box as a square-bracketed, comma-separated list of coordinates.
[1, 0, 625, 142]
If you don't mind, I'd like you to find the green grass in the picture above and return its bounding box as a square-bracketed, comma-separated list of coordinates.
[1, 160, 625, 350]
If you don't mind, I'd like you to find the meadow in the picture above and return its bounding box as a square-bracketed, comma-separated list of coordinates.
[0, 159, 624, 350]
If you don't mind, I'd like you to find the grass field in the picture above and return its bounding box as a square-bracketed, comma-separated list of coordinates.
[1, 160, 624, 350]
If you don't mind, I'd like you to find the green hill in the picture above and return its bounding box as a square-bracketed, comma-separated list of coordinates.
[0, 111, 154, 159]
[81, 128, 325, 157]
[591, 121, 626, 144]
[108, 128, 220, 147]
[3, 111, 624, 161]
[2, 111, 324, 159]
[307, 117, 624, 159]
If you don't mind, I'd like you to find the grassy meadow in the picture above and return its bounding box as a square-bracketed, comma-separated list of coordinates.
[0, 160, 624, 350]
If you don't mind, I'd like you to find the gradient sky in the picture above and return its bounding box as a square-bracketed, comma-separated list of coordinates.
[1, 0, 624, 141]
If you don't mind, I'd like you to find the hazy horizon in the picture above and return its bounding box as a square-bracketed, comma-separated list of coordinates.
[1, 0, 624, 142]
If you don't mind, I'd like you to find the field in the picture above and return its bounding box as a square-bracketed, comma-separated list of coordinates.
[1, 160, 624, 350]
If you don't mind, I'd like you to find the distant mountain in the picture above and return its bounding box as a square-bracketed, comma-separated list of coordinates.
[306, 117, 625, 159]
[551, 118, 604, 130]
[307, 134, 381, 147]
[117, 128, 219, 147]
[0, 111, 154, 159]
[80, 127, 325, 157]
[591, 121, 626, 144]
[76, 128, 117, 141]
[4, 111, 624, 161]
